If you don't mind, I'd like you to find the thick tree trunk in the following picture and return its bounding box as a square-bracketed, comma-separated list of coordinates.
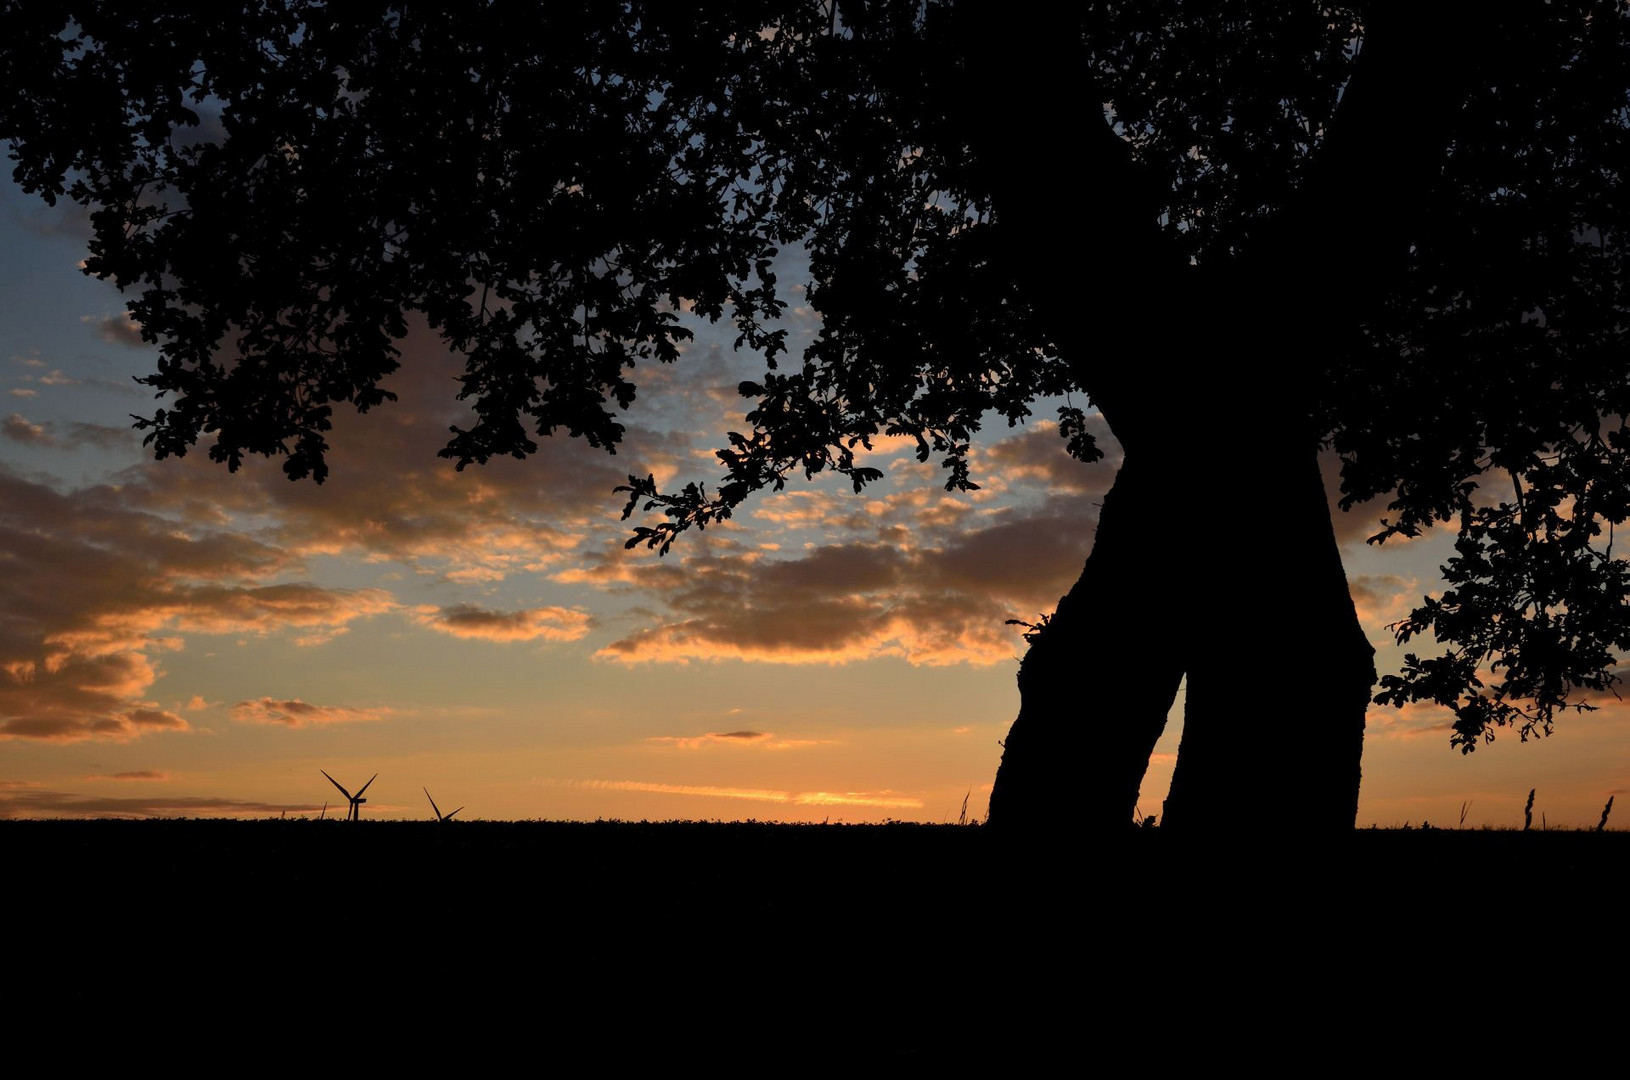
[955, 3, 1388, 833]
[989, 413, 1375, 833]
[987, 456, 1186, 830]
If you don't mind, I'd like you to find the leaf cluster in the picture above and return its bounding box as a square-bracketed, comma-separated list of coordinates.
[1326, 5, 1630, 745]
[1, 1, 811, 480]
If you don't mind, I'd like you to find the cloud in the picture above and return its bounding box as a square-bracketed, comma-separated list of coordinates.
[0, 788, 318, 819]
[1366, 703, 1455, 740]
[646, 730, 830, 750]
[117, 325, 696, 584]
[563, 413, 1137, 667]
[3, 416, 137, 450]
[2, 413, 54, 446]
[11, 197, 93, 241]
[158, 583, 396, 641]
[83, 770, 170, 781]
[751, 489, 849, 529]
[65, 422, 139, 451]
[1348, 574, 1418, 629]
[230, 698, 392, 728]
[411, 604, 593, 643]
[83, 312, 147, 348]
[567, 778, 923, 809]
[982, 416, 1121, 495]
[0, 705, 189, 742]
[595, 491, 1102, 666]
[0, 467, 396, 741]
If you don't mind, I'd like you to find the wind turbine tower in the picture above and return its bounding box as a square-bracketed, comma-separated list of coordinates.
[321, 770, 377, 822]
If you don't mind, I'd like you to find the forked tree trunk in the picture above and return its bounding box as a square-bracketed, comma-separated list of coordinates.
[951, 4, 1387, 834]
[988, 433, 1375, 833]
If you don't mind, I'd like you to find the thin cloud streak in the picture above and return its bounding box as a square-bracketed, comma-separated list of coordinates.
[567, 778, 923, 809]
[647, 730, 831, 750]
[410, 603, 593, 643]
[0, 789, 318, 818]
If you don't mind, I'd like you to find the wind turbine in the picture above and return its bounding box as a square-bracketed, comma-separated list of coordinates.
[424, 787, 463, 823]
[321, 770, 377, 821]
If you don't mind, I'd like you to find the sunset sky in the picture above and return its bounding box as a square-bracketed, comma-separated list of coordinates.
[4, 171, 1628, 829]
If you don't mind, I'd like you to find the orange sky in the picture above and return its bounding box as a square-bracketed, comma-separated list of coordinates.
[3, 175, 1628, 829]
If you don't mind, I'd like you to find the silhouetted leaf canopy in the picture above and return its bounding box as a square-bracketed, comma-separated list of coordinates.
[3, 0, 1628, 750]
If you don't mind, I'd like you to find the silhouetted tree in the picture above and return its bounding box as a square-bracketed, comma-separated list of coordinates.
[3, 2, 1627, 832]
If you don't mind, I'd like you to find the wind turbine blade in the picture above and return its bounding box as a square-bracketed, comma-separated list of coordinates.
[424, 787, 442, 820]
[355, 773, 378, 798]
[448, 807, 463, 819]
[321, 770, 352, 800]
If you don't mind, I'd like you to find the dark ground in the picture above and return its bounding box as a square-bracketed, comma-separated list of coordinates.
[6, 820, 1624, 1066]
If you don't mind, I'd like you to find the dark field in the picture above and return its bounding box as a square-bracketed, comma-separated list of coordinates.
[8, 820, 1624, 1066]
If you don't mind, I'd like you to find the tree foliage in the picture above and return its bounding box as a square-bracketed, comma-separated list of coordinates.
[3, 1, 1629, 753]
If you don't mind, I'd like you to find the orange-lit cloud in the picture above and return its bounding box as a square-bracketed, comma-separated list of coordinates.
[573, 414, 1136, 667]
[83, 770, 170, 781]
[752, 489, 847, 528]
[411, 603, 593, 642]
[647, 730, 831, 750]
[598, 604, 1016, 667]
[1348, 574, 1418, 629]
[0, 788, 317, 819]
[567, 778, 923, 809]
[115, 326, 692, 583]
[230, 698, 393, 728]
[0, 703, 188, 742]
[1366, 703, 1456, 741]
[157, 583, 397, 640]
[0, 467, 400, 741]
[593, 497, 1100, 666]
